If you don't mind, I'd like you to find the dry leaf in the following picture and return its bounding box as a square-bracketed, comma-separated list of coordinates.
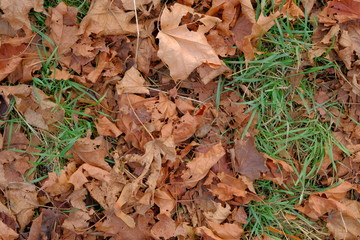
[62, 210, 90, 234]
[234, 135, 269, 180]
[276, 0, 304, 18]
[0, 0, 44, 30]
[68, 163, 111, 190]
[95, 116, 122, 138]
[301, 0, 316, 14]
[327, 211, 360, 240]
[151, 214, 176, 239]
[232, 0, 280, 62]
[71, 136, 111, 171]
[208, 222, 244, 240]
[121, 0, 160, 11]
[182, 143, 225, 188]
[326, 0, 360, 23]
[157, 3, 222, 81]
[41, 162, 76, 196]
[196, 222, 243, 240]
[0, 85, 65, 131]
[210, 173, 250, 201]
[154, 188, 176, 217]
[79, 0, 138, 36]
[0, 220, 18, 240]
[203, 202, 231, 223]
[7, 183, 38, 231]
[115, 139, 176, 227]
[116, 67, 150, 95]
[0, 44, 25, 82]
[28, 209, 65, 240]
[46, 2, 79, 55]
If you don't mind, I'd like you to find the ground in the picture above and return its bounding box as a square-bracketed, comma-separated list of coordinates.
[0, 0, 359, 239]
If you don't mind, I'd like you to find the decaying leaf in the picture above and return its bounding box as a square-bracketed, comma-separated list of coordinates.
[0, 0, 44, 30]
[182, 143, 225, 188]
[0, 220, 18, 240]
[95, 116, 123, 138]
[0, 85, 65, 131]
[46, 2, 79, 56]
[115, 138, 176, 227]
[327, 211, 360, 240]
[71, 135, 111, 171]
[116, 67, 150, 95]
[151, 214, 176, 239]
[234, 135, 269, 180]
[7, 183, 38, 231]
[232, 0, 280, 62]
[196, 222, 243, 240]
[79, 0, 138, 36]
[157, 3, 222, 81]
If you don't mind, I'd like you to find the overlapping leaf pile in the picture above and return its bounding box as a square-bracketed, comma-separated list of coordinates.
[0, 0, 359, 239]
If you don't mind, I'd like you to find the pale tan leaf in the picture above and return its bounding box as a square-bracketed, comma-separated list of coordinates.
[0, 0, 44, 30]
[78, 0, 138, 36]
[157, 3, 222, 81]
[116, 67, 150, 95]
[7, 183, 38, 231]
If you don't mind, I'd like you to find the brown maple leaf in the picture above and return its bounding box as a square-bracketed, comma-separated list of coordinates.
[234, 135, 269, 180]
[182, 143, 225, 188]
[78, 0, 138, 36]
[0, 0, 44, 30]
[46, 2, 79, 56]
[232, 0, 280, 63]
[157, 3, 222, 81]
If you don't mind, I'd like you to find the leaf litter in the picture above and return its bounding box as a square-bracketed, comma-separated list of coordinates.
[0, 0, 359, 239]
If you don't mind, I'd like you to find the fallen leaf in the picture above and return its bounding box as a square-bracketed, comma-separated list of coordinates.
[68, 163, 111, 190]
[234, 135, 269, 180]
[208, 222, 244, 240]
[154, 188, 176, 217]
[78, 0, 138, 36]
[232, 0, 280, 62]
[46, 2, 79, 55]
[28, 209, 65, 240]
[116, 67, 150, 95]
[50, 67, 72, 80]
[276, 0, 304, 18]
[0, 220, 18, 240]
[0, 0, 44, 30]
[71, 136, 111, 171]
[41, 162, 76, 196]
[62, 210, 90, 234]
[86, 51, 109, 83]
[157, 3, 222, 81]
[151, 214, 176, 239]
[95, 211, 154, 239]
[115, 139, 176, 227]
[0, 85, 65, 131]
[196, 62, 232, 85]
[210, 173, 250, 201]
[121, 0, 160, 11]
[0, 44, 25, 82]
[7, 183, 38, 231]
[95, 116, 122, 138]
[327, 211, 360, 240]
[196, 222, 243, 240]
[203, 202, 231, 223]
[326, 0, 360, 23]
[182, 143, 225, 188]
[172, 112, 199, 143]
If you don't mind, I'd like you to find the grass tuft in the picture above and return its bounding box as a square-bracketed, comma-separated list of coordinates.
[223, 15, 350, 238]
